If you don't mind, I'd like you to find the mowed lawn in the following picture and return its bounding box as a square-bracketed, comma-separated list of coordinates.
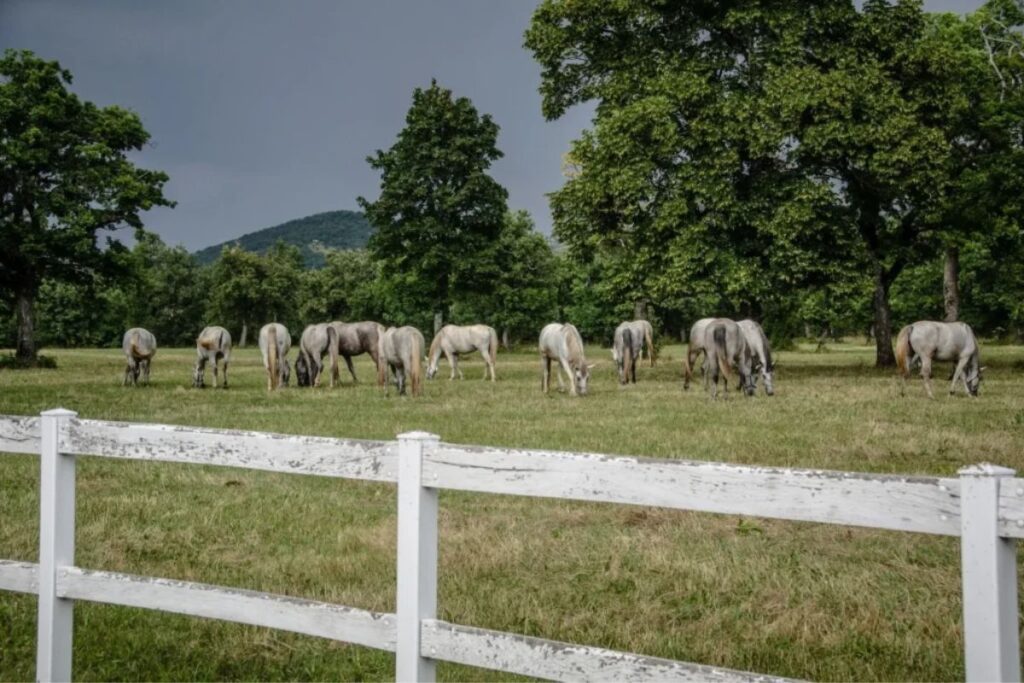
[1, 342, 1023, 681]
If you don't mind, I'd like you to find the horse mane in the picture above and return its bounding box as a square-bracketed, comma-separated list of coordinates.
[563, 324, 585, 366]
[428, 330, 443, 365]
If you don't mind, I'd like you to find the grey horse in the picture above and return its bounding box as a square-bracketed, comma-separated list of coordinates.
[379, 326, 425, 397]
[896, 320, 983, 398]
[703, 319, 756, 399]
[539, 323, 593, 396]
[329, 321, 385, 385]
[193, 326, 232, 388]
[426, 324, 498, 381]
[122, 327, 157, 386]
[626, 320, 656, 367]
[259, 322, 291, 391]
[683, 317, 715, 390]
[737, 319, 775, 396]
[299, 323, 338, 388]
[612, 321, 641, 385]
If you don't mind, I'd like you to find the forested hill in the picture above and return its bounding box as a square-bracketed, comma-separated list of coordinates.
[193, 210, 373, 268]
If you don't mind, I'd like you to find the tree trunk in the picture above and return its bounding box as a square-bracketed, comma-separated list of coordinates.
[239, 323, 248, 348]
[633, 300, 648, 320]
[433, 311, 444, 335]
[15, 289, 36, 362]
[501, 327, 511, 349]
[943, 246, 960, 322]
[872, 269, 896, 367]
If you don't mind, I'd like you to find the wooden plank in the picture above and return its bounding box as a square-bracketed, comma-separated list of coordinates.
[56, 566, 397, 652]
[67, 419, 397, 482]
[996, 477, 1024, 539]
[421, 620, 798, 682]
[0, 560, 39, 594]
[428, 445, 962, 536]
[0, 415, 40, 454]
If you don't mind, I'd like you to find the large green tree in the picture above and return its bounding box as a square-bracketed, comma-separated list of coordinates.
[358, 80, 508, 333]
[0, 49, 172, 363]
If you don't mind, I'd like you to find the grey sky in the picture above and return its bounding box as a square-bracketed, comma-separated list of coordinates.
[1, 0, 984, 251]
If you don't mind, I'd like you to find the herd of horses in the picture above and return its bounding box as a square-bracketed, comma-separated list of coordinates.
[119, 318, 984, 399]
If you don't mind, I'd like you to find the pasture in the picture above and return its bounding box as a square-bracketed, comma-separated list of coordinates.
[1, 342, 1023, 681]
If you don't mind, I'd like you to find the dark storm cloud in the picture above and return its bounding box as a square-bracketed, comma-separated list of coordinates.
[0, 0, 985, 250]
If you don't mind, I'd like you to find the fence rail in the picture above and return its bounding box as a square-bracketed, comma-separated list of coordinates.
[0, 410, 1020, 682]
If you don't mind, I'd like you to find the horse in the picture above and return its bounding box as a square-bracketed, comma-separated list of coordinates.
[682, 318, 715, 390]
[612, 321, 641, 385]
[299, 323, 338, 388]
[737, 319, 775, 396]
[329, 321, 385, 385]
[626, 320, 656, 367]
[539, 323, 594, 396]
[426, 324, 498, 381]
[896, 320, 983, 398]
[294, 351, 311, 387]
[379, 326, 425, 397]
[259, 323, 291, 391]
[703, 318, 756, 399]
[193, 326, 232, 388]
[121, 327, 156, 387]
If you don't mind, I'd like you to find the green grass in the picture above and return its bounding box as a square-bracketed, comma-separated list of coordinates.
[1, 342, 1023, 681]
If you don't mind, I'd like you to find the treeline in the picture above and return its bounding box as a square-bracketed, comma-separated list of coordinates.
[2, 211, 1021, 351]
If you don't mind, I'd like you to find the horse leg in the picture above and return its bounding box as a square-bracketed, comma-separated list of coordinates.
[123, 361, 132, 387]
[949, 356, 969, 396]
[683, 348, 695, 390]
[560, 358, 576, 396]
[541, 356, 550, 393]
[397, 366, 406, 395]
[921, 357, 935, 399]
[344, 355, 358, 383]
[143, 359, 151, 386]
[212, 355, 219, 389]
[445, 350, 457, 380]
[222, 356, 229, 389]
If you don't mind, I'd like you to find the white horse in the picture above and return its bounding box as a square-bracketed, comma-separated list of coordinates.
[426, 324, 498, 381]
[193, 326, 231, 388]
[737, 319, 775, 396]
[122, 327, 156, 386]
[626, 320, 656, 367]
[379, 326, 425, 397]
[539, 323, 594, 396]
[896, 321, 983, 398]
[683, 318, 715, 390]
[259, 323, 291, 391]
[612, 321, 640, 384]
[299, 323, 338, 388]
[703, 319, 756, 399]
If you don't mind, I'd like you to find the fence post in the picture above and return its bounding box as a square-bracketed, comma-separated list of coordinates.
[396, 431, 440, 683]
[37, 408, 78, 683]
[959, 463, 1020, 683]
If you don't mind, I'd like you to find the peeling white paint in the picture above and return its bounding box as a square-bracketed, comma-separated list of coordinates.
[0, 559, 39, 594]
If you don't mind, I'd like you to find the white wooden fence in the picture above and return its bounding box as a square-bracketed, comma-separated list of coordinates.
[0, 408, 1020, 682]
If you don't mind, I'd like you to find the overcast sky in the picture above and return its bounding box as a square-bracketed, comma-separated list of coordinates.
[1, 0, 985, 251]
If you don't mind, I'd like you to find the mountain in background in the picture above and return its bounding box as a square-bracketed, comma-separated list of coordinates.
[193, 210, 373, 268]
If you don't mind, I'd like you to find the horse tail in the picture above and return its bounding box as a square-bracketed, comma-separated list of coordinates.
[129, 330, 141, 358]
[623, 327, 634, 383]
[896, 325, 913, 379]
[326, 325, 339, 387]
[645, 324, 655, 367]
[268, 325, 279, 390]
[713, 324, 732, 383]
[411, 332, 423, 397]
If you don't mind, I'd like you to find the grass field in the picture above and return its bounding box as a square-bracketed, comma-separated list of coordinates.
[1, 341, 1023, 681]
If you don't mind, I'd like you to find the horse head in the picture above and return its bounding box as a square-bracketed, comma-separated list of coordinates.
[762, 362, 775, 396]
[575, 363, 595, 396]
[966, 365, 984, 396]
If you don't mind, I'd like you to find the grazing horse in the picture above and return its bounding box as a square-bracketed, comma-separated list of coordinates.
[737, 319, 775, 396]
[539, 323, 594, 396]
[294, 351, 311, 387]
[896, 321, 983, 398]
[379, 326, 425, 397]
[259, 323, 291, 391]
[612, 321, 641, 385]
[703, 319, 756, 399]
[193, 326, 232, 388]
[121, 328, 156, 387]
[682, 318, 715, 390]
[300, 323, 339, 388]
[626, 320, 656, 367]
[426, 324, 498, 381]
[329, 321, 385, 385]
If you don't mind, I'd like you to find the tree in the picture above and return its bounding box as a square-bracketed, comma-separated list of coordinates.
[298, 248, 382, 326]
[207, 246, 266, 346]
[453, 211, 560, 345]
[125, 233, 208, 346]
[358, 80, 508, 333]
[0, 50, 172, 364]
